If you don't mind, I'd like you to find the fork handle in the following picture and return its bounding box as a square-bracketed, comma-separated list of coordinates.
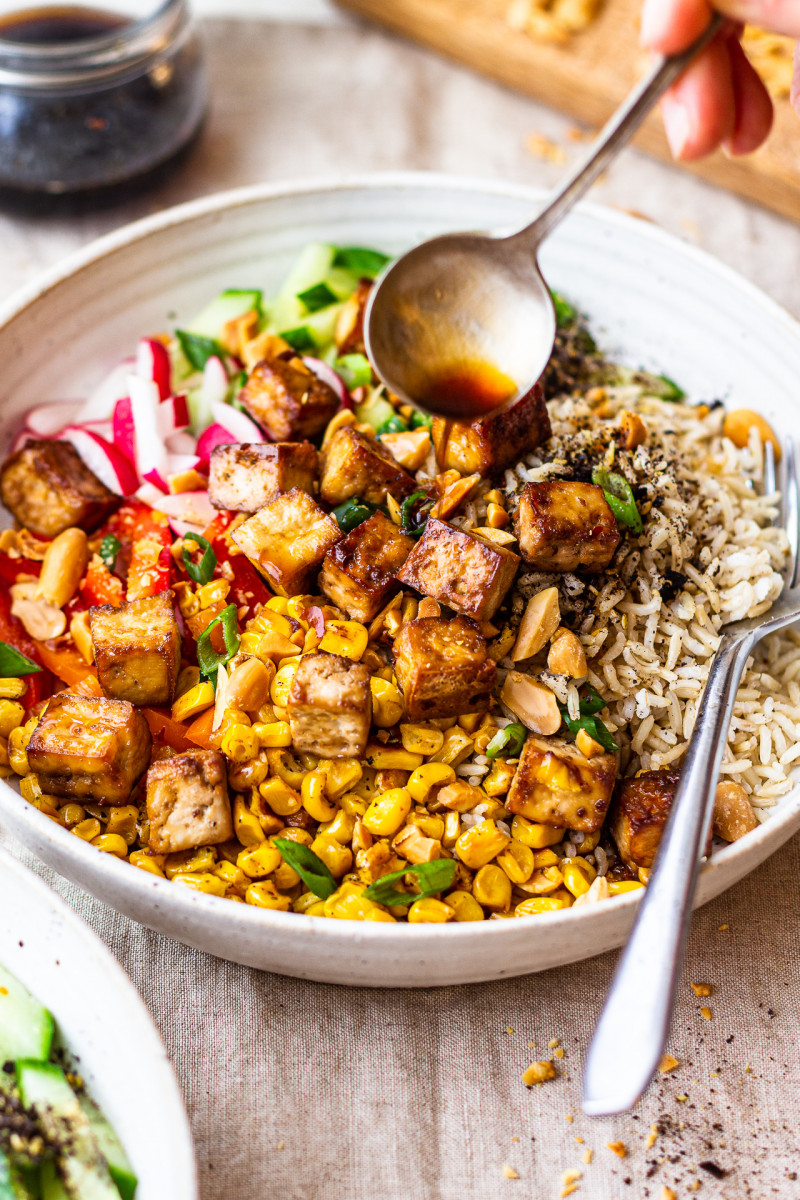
[582, 628, 756, 1116]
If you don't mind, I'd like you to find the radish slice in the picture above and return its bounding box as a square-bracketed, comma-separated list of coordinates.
[127, 375, 169, 491]
[136, 338, 172, 401]
[135, 482, 167, 509]
[112, 397, 136, 466]
[80, 357, 136, 423]
[202, 356, 229, 406]
[303, 356, 349, 407]
[59, 428, 138, 495]
[25, 400, 84, 436]
[156, 392, 190, 439]
[156, 489, 216, 534]
[166, 430, 199, 455]
[166, 453, 202, 475]
[209, 400, 264, 444]
[196, 423, 235, 467]
[10, 429, 33, 454]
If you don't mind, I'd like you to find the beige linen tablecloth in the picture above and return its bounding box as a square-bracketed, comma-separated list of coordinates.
[2, 14, 800, 1198]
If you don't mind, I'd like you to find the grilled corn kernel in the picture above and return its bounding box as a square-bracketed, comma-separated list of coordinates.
[67, 815, 102, 841]
[252, 720, 292, 748]
[473, 864, 512, 910]
[339, 790, 368, 817]
[407, 762, 456, 804]
[364, 744, 423, 771]
[221, 723, 260, 763]
[175, 665, 201, 698]
[511, 816, 563, 849]
[0, 677, 26, 700]
[497, 840, 534, 885]
[8, 724, 33, 775]
[442, 810, 461, 849]
[408, 812, 445, 840]
[172, 681, 215, 722]
[299, 770, 335, 821]
[455, 819, 510, 869]
[320, 758, 363, 800]
[236, 842, 282, 879]
[266, 749, 305, 789]
[31, 795, 62, 821]
[324, 888, 396, 922]
[320, 809, 356, 843]
[272, 861, 301, 889]
[607, 880, 645, 895]
[244, 880, 292, 910]
[171, 872, 226, 896]
[59, 802, 85, 827]
[351, 818, 372, 853]
[105, 805, 138, 844]
[129, 850, 165, 878]
[363, 787, 413, 837]
[271, 661, 299, 707]
[320, 619, 368, 661]
[408, 897, 454, 923]
[532, 848, 560, 868]
[311, 834, 353, 878]
[213, 860, 248, 891]
[515, 895, 570, 916]
[234, 794, 266, 845]
[228, 758, 270, 790]
[165, 847, 217, 879]
[561, 856, 596, 898]
[435, 779, 483, 813]
[370, 677, 405, 728]
[399, 723, 445, 756]
[272, 826, 313, 847]
[483, 759, 517, 797]
[91, 833, 128, 858]
[259, 777, 303, 817]
[429, 728, 474, 767]
[263, 595, 289, 616]
[446, 890, 485, 921]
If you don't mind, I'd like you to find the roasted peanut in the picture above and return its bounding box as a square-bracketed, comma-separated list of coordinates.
[512, 588, 560, 660]
[620, 410, 647, 450]
[500, 672, 561, 735]
[226, 657, 273, 714]
[576, 727, 604, 758]
[547, 627, 587, 678]
[723, 410, 781, 460]
[36, 527, 88, 608]
[713, 781, 758, 842]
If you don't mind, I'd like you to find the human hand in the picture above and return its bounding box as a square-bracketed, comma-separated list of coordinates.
[641, 0, 800, 159]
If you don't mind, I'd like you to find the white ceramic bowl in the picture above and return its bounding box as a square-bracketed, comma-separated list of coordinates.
[0, 849, 196, 1198]
[0, 174, 798, 987]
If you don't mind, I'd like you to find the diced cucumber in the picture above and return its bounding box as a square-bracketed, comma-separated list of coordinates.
[355, 390, 395, 430]
[80, 1101, 136, 1200]
[269, 243, 336, 333]
[17, 1063, 120, 1200]
[0, 1147, 35, 1200]
[186, 289, 263, 340]
[0, 965, 54, 1067]
[278, 302, 344, 355]
[39, 1162, 68, 1200]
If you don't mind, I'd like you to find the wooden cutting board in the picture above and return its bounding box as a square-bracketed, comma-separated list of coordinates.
[337, 0, 800, 223]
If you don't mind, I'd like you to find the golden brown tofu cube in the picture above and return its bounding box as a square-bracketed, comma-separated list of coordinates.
[288, 651, 371, 758]
[397, 518, 519, 622]
[208, 441, 318, 512]
[0, 439, 119, 538]
[319, 426, 416, 507]
[27, 692, 151, 805]
[146, 748, 233, 854]
[335, 278, 372, 356]
[506, 735, 617, 833]
[231, 487, 340, 597]
[513, 480, 621, 572]
[90, 592, 181, 707]
[609, 770, 680, 870]
[431, 383, 551, 476]
[393, 615, 496, 720]
[318, 511, 414, 622]
[239, 355, 339, 441]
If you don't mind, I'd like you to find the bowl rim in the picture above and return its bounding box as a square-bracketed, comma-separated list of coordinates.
[1, 169, 799, 947]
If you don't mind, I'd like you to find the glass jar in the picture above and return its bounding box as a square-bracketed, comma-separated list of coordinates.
[0, 0, 208, 202]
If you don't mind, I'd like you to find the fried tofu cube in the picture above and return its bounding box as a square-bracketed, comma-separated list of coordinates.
[231, 487, 340, 597]
[0, 439, 119, 538]
[27, 692, 151, 804]
[90, 592, 181, 707]
[318, 511, 414, 622]
[397, 518, 519, 622]
[393, 615, 496, 720]
[319, 426, 416, 507]
[513, 480, 621, 572]
[146, 748, 233, 854]
[288, 651, 371, 758]
[208, 441, 318, 512]
[431, 383, 551, 476]
[506, 735, 617, 833]
[239, 355, 339, 441]
[610, 770, 680, 869]
[335, 278, 372, 356]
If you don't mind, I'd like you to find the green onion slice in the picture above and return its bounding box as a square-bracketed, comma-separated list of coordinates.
[561, 710, 619, 753]
[591, 465, 643, 533]
[376, 414, 408, 436]
[99, 534, 121, 572]
[332, 246, 391, 277]
[274, 839, 337, 900]
[410, 409, 433, 430]
[176, 330, 227, 372]
[0, 641, 41, 677]
[332, 497, 377, 533]
[486, 722, 527, 760]
[196, 603, 240, 678]
[550, 289, 577, 328]
[362, 859, 457, 907]
[400, 491, 433, 539]
[578, 684, 606, 717]
[334, 353, 373, 390]
[297, 282, 338, 313]
[182, 532, 217, 585]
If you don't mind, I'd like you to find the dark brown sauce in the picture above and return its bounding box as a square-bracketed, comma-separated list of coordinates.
[0, 5, 128, 43]
[419, 362, 517, 420]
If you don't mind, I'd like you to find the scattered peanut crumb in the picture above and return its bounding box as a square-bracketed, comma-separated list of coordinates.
[718, 922, 729, 930]
[606, 1141, 627, 1158]
[527, 1041, 535, 1048]
[506, 1026, 515, 1034]
[566, 124, 594, 141]
[646, 1126, 658, 1150]
[745, 1064, 753, 1074]
[525, 132, 568, 164]
[565, 1112, 573, 1122]
[561, 1187, 579, 1199]
[690, 981, 712, 996]
[512, 1136, 520, 1142]
[662, 1188, 677, 1200]
[522, 1060, 557, 1086]
[575, 1136, 584, 1144]
[676, 1094, 689, 1102]
[277, 1142, 284, 1150]
[700, 1006, 712, 1021]
[688, 1182, 700, 1193]
[502, 1164, 519, 1180]
[659, 1054, 679, 1073]
[548, 1037, 561, 1048]
[583, 1149, 593, 1164]
[555, 1047, 565, 1059]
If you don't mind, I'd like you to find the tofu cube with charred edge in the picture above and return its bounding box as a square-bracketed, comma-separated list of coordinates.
[397, 518, 519, 623]
[609, 770, 682, 870]
[431, 383, 551, 476]
[239, 355, 339, 442]
[27, 692, 152, 805]
[513, 480, 621, 573]
[0, 439, 119, 538]
[146, 749, 233, 855]
[318, 511, 414, 622]
[231, 487, 340, 597]
[319, 426, 416, 507]
[288, 651, 371, 758]
[90, 592, 181, 707]
[506, 735, 617, 833]
[208, 441, 318, 512]
[393, 615, 496, 721]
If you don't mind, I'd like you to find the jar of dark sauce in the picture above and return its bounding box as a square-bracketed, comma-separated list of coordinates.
[0, 1, 208, 207]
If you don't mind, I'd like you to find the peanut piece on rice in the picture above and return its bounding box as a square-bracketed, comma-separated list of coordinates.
[547, 627, 587, 678]
[619, 410, 647, 450]
[500, 672, 561, 736]
[722, 410, 781, 460]
[512, 587, 560, 661]
[713, 781, 758, 842]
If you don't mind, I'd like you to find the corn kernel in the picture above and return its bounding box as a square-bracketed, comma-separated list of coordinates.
[0, 677, 26, 700]
[320, 619, 368, 661]
[497, 840, 534, 885]
[320, 808, 356, 843]
[408, 897, 454, 923]
[364, 743, 423, 771]
[105, 805, 139, 844]
[58, 802, 85, 827]
[370, 677, 405, 728]
[271, 826, 313, 847]
[272, 861, 300, 889]
[446, 890, 485, 921]
[455, 819, 510, 869]
[129, 850, 165, 878]
[608, 880, 645, 895]
[213, 860, 248, 891]
[244, 880, 292, 910]
[236, 842, 282, 879]
[399, 723, 445, 756]
[363, 787, 413, 836]
[407, 762, 456, 804]
[221, 723, 260, 763]
[234, 794, 266, 845]
[265, 595, 290, 615]
[320, 758, 363, 800]
[173, 871, 228, 897]
[8, 724, 33, 775]
[171, 681, 215, 722]
[228, 758, 270, 790]
[515, 895, 570, 916]
[311, 833, 353, 878]
[266, 748, 305, 789]
[72, 818, 102, 842]
[511, 816, 563, 849]
[408, 812, 445, 840]
[0, 700, 25, 738]
[91, 833, 128, 858]
[561, 856, 597, 898]
[258, 776, 303, 817]
[428, 727, 474, 767]
[253, 721, 292, 748]
[301, 770, 337, 821]
[165, 846, 217, 879]
[324, 888, 396, 922]
[532, 848, 560, 868]
[473, 863, 512, 910]
[271, 661, 299, 707]
[483, 759, 517, 797]
[339, 790, 368, 817]
[519, 865, 564, 895]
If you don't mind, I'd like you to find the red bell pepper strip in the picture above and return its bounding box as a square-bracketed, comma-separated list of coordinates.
[142, 707, 197, 753]
[125, 509, 172, 601]
[201, 511, 271, 622]
[0, 551, 42, 587]
[0, 585, 52, 709]
[79, 555, 124, 608]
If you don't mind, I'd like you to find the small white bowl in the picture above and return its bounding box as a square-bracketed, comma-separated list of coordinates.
[0, 849, 196, 1199]
[0, 173, 798, 987]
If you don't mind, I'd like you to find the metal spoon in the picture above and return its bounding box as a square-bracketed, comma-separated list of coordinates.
[365, 14, 725, 419]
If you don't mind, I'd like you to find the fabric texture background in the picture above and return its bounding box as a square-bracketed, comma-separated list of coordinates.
[1, 14, 800, 1198]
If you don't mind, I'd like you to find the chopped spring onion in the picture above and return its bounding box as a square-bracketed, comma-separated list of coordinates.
[376, 414, 408, 436]
[197, 603, 240, 678]
[559, 686, 619, 752]
[409, 409, 433, 430]
[577, 684, 606, 717]
[652, 373, 685, 402]
[550, 290, 577, 328]
[486, 722, 527, 760]
[297, 282, 339, 313]
[363, 859, 457, 907]
[182, 532, 217, 585]
[280, 325, 317, 353]
[274, 839, 337, 900]
[400, 491, 433, 539]
[0, 641, 41, 677]
[334, 353, 373, 390]
[176, 330, 227, 372]
[332, 497, 377, 533]
[332, 246, 391, 277]
[591, 465, 643, 533]
[99, 534, 121, 572]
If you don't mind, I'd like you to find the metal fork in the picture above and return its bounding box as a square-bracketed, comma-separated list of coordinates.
[583, 439, 800, 1116]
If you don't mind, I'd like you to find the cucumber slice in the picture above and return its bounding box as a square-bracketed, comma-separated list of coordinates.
[17, 1063, 120, 1200]
[0, 965, 54, 1067]
[269, 243, 336, 333]
[0, 1148, 36, 1200]
[355, 391, 395, 430]
[277, 302, 343, 353]
[80, 1102, 135, 1200]
[187, 289, 263, 340]
[39, 1162, 68, 1200]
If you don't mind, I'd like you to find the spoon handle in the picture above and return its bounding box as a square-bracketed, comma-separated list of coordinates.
[515, 13, 726, 248]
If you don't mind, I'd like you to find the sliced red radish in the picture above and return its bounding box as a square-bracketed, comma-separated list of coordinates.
[25, 400, 84, 437]
[136, 338, 172, 401]
[196, 423, 235, 467]
[127, 375, 169, 491]
[156, 392, 189, 439]
[209, 400, 264, 444]
[303, 356, 350, 407]
[112, 397, 136, 466]
[59, 427, 138, 495]
[155, 489, 216, 534]
[135, 481, 168, 509]
[202, 356, 229, 407]
[166, 430, 199, 456]
[80, 357, 136, 423]
[166, 453, 202, 475]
